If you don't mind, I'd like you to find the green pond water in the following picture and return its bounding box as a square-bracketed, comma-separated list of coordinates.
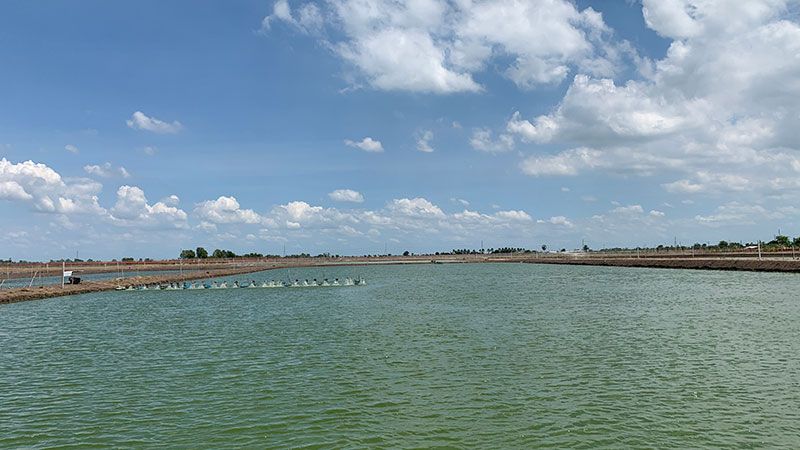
[2, 263, 799, 448]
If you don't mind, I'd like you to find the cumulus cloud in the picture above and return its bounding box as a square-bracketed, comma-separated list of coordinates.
[160, 195, 180, 206]
[0, 158, 105, 215]
[0, 181, 33, 201]
[261, 0, 323, 34]
[263, 0, 622, 93]
[538, 216, 573, 227]
[694, 202, 783, 226]
[345, 137, 383, 152]
[520, 147, 605, 176]
[329, 189, 364, 203]
[507, 0, 800, 200]
[110, 185, 188, 228]
[387, 197, 445, 219]
[507, 111, 559, 144]
[1, 158, 554, 252]
[470, 129, 514, 153]
[64, 144, 79, 154]
[612, 204, 644, 215]
[126, 111, 183, 134]
[84, 162, 130, 179]
[195, 196, 262, 224]
[416, 130, 434, 153]
[494, 210, 533, 222]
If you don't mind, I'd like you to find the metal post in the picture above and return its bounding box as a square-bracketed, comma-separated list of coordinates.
[61, 261, 65, 289]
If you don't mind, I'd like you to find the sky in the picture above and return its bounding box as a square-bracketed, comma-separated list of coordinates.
[2, 0, 800, 260]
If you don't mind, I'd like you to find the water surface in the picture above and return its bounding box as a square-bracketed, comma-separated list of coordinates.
[2, 263, 799, 447]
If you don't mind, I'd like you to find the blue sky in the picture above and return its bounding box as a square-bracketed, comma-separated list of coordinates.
[2, 0, 800, 260]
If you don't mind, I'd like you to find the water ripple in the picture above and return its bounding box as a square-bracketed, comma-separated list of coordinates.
[2, 264, 800, 448]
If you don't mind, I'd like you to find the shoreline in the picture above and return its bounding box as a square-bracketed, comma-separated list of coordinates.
[521, 256, 800, 272]
[0, 258, 480, 305]
[4, 255, 800, 305]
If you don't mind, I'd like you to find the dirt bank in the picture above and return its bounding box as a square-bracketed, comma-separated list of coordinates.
[0, 265, 276, 305]
[523, 256, 800, 272]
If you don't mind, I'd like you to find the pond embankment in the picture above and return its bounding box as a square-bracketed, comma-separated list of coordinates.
[523, 256, 800, 272]
[0, 265, 273, 305]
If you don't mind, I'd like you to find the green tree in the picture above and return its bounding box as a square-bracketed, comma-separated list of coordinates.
[541, 244, 547, 252]
[718, 240, 729, 248]
[179, 249, 196, 259]
[403, 251, 410, 256]
[196, 247, 208, 258]
[773, 235, 791, 247]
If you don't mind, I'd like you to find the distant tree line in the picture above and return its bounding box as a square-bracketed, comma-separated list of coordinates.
[179, 247, 278, 259]
[177, 247, 336, 259]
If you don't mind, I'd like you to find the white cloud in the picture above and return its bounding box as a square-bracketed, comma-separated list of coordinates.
[0, 158, 105, 215]
[694, 202, 783, 226]
[336, 27, 482, 94]
[641, 0, 786, 40]
[126, 111, 183, 134]
[416, 130, 434, 153]
[264, 0, 621, 93]
[388, 197, 445, 219]
[142, 146, 157, 156]
[197, 221, 217, 232]
[507, 1, 800, 201]
[261, 0, 324, 34]
[194, 196, 262, 224]
[520, 147, 604, 176]
[649, 210, 666, 218]
[0, 181, 33, 201]
[345, 137, 384, 152]
[83, 163, 130, 179]
[110, 185, 188, 228]
[329, 189, 364, 203]
[280, 201, 323, 222]
[662, 179, 703, 194]
[494, 210, 533, 222]
[506, 112, 560, 144]
[612, 204, 644, 215]
[545, 215, 573, 227]
[160, 195, 180, 206]
[470, 129, 514, 153]
[64, 144, 79, 154]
